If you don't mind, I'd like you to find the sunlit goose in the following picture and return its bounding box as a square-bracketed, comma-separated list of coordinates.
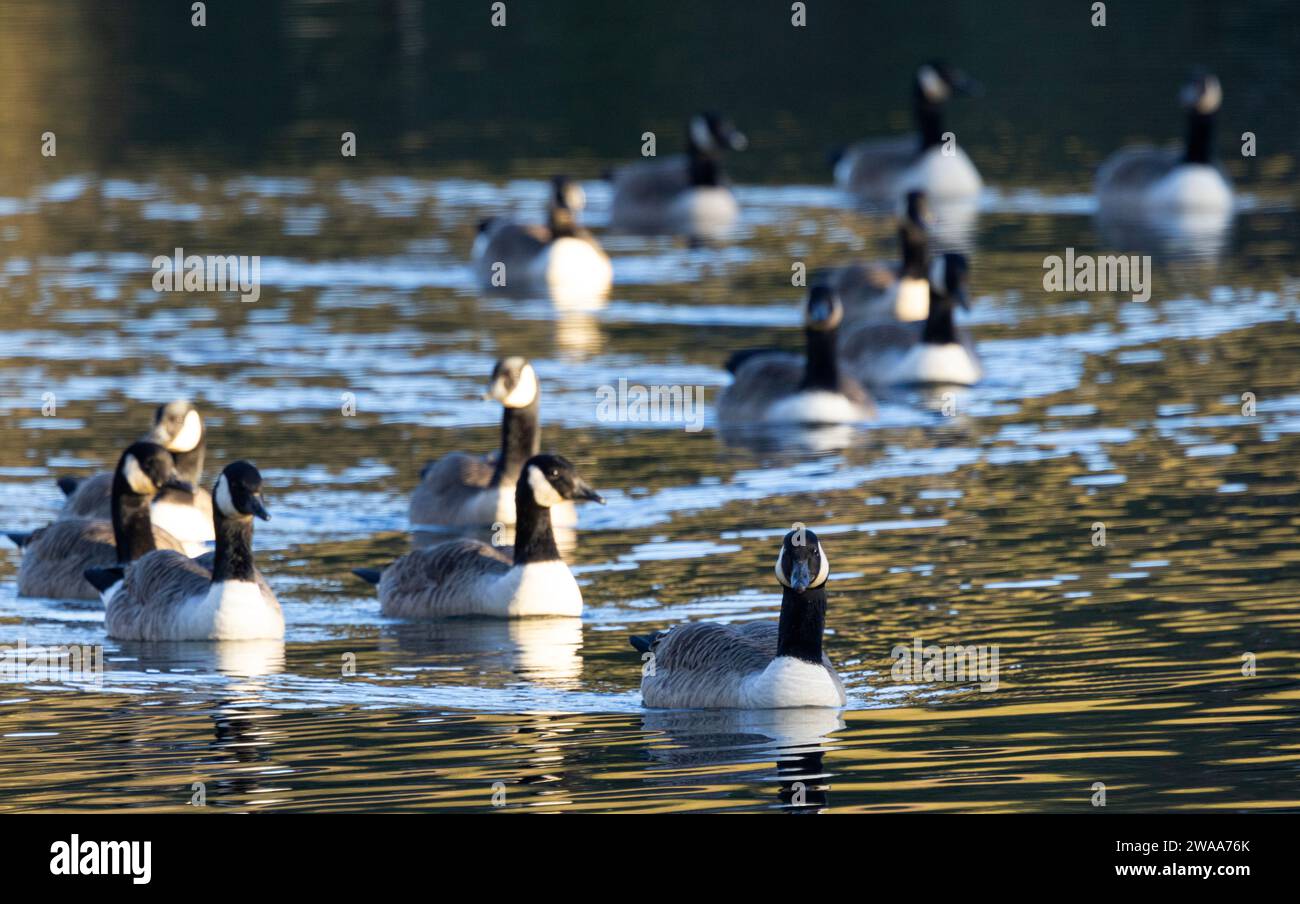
[841, 252, 981, 388]
[607, 111, 747, 241]
[718, 286, 874, 425]
[357, 454, 603, 618]
[88, 461, 283, 641]
[631, 529, 847, 709]
[833, 62, 982, 204]
[409, 357, 578, 529]
[56, 400, 214, 556]
[8, 442, 189, 601]
[1096, 70, 1233, 217]
[472, 175, 612, 298]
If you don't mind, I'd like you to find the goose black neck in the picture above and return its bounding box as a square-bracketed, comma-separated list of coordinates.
[171, 443, 204, 486]
[512, 486, 561, 565]
[921, 294, 958, 344]
[548, 206, 579, 238]
[688, 146, 723, 187]
[110, 473, 156, 565]
[491, 400, 540, 487]
[801, 328, 841, 392]
[777, 585, 827, 663]
[900, 224, 929, 277]
[914, 93, 946, 150]
[1184, 109, 1215, 165]
[212, 511, 257, 582]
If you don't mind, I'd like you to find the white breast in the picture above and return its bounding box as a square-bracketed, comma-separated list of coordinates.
[890, 276, 931, 322]
[899, 146, 982, 201]
[475, 560, 583, 618]
[739, 656, 845, 708]
[172, 581, 284, 641]
[1146, 164, 1233, 214]
[668, 187, 739, 240]
[890, 343, 982, 386]
[149, 499, 215, 555]
[764, 391, 871, 425]
[529, 237, 612, 299]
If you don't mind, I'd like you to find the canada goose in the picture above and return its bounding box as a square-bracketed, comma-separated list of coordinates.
[8, 442, 190, 601]
[717, 286, 874, 425]
[410, 357, 578, 529]
[56, 400, 215, 556]
[87, 461, 283, 641]
[820, 190, 933, 325]
[630, 529, 847, 709]
[1096, 70, 1232, 216]
[607, 112, 747, 241]
[472, 176, 612, 298]
[841, 252, 981, 388]
[833, 62, 982, 203]
[356, 454, 603, 618]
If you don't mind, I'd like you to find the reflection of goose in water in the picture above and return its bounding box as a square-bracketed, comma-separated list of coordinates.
[639, 707, 842, 811]
[112, 637, 286, 679]
[381, 616, 584, 687]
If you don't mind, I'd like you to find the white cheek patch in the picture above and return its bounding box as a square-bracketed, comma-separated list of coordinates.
[1197, 78, 1222, 114]
[896, 277, 931, 322]
[121, 454, 155, 495]
[811, 545, 830, 588]
[774, 545, 791, 588]
[502, 365, 539, 408]
[168, 409, 203, 453]
[690, 115, 717, 152]
[526, 465, 566, 508]
[214, 474, 241, 518]
[918, 65, 950, 103]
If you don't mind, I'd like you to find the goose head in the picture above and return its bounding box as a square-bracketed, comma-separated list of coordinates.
[213, 461, 270, 522]
[914, 61, 982, 106]
[148, 400, 204, 454]
[485, 357, 539, 409]
[687, 112, 748, 156]
[1180, 69, 1222, 116]
[523, 454, 605, 508]
[774, 528, 830, 593]
[116, 441, 193, 499]
[804, 285, 844, 332]
[548, 175, 587, 235]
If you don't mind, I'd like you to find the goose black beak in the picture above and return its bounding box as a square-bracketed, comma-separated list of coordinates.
[250, 494, 271, 521]
[163, 477, 195, 494]
[574, 479, 605, 505]
[789, 559, 813, 593]
[954, 285, 971, 311]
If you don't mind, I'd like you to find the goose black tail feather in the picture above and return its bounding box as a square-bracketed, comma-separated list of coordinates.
[629, 632, 664, 655]
[6, 532, 33, 549]
[724, 346, 784, 375]
[56, 477, 81, 498]
[84, 566, 124, 593]
[352, 568, 383, 586]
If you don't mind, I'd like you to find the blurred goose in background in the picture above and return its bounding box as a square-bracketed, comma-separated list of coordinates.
[1096, 70, 1233, 217]
[820, 190, 933, 325]
[841, 252, 981, 388]
[7, 442, 190, 601]
[833, 61, 982, 204]
[88, 461, 283, 640]
[630, 528, 847, 709]
[410, 357, 578, 529]
[56, 400, 214, 556]
[718, 286, 874, 425]
[607, 111, 747, 241]
[356, 454, 603, 618]
[472, 175, 612, 299]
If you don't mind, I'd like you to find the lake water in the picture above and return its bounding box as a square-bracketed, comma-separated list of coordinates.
[0, 1, 1297, 813]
